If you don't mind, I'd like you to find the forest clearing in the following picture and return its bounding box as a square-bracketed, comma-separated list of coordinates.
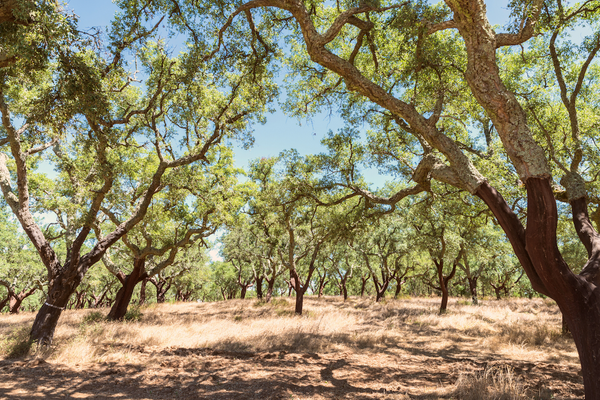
[0, 297, 583, 399]
[3, 0, 600, 398]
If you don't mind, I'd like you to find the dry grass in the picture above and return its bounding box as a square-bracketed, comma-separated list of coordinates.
[0, 296, 582, 398]
[454, 365, 524, 400]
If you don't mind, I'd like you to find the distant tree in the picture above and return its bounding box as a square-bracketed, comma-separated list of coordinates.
[487, 259, 524, 301]
[98, 147, 241, 320]
[0, 207, 45, 313]
[411, 198, 465, 313]
[211, 261, 239, 301]
[335, 252, 355, 301]
[244, 153, 362, 314]
[170, 246, 211, 302]
[351, 215, 410, 302]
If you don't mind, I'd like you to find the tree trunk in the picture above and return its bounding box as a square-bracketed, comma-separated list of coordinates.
[138, 278, 148, 305]
[440, 286, 449, 313]
[108, 258, 146, 320]
[7, 286, 37, 314]
[240, 285, 248, 299]
[493, 285, 502, 300]
[92, 287, 110, 308]
[152, 279, 170, 303]
[374, 280, 389, 302]
[30, 268, 84, 345]
[265, 278, 275, 303]
[30, 288, 70, 344]
[360, 275, 371, 297]
[477, 179, 600, 397]
[435, 258, 457, 314]
[290, 274, 306, 315]
[9, 296, 23, 314]
[562, 313, 571, 336]
[394, 280, 402, 299]
[468, 277, 478, 305]
[255, 277, 264, 300]
[74, 291, 86, 309]
[317, 279, 328, 298]
[340, 278, 348, 301]
[295, 287, 305, 314]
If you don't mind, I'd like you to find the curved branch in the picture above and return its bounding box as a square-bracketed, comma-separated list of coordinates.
[495, 0, 543, 48]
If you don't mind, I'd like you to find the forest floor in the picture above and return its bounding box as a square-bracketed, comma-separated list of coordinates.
[0, 296, 584, 399]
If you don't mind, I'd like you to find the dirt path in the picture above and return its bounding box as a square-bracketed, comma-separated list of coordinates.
[0, 346, 583, 399]
[0, 298, 585, 399]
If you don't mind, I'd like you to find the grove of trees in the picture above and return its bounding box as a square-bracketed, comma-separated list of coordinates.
[1, 0, 600, 397]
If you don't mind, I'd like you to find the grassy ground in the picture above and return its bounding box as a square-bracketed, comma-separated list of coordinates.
[0, 296, 583, 399]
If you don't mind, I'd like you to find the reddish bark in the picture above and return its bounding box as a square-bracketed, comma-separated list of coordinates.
[31, 269, 81, 342]
[359, 272, 370, 297]
[90, 285, 112, 308]
[150, 276, 172, 303]
[138, 278, 148, 306]
[337, 269, 351, 301]
[393, 263, 412, 299]
[314, 270, 329, 298]
[264, 277, 276, 303]
[393, 278, 404, 299]
[6, 286, 38, 314]
[107, 258, 147, 320]
[255, 276, 264, 300]
[72, 290, 87, 309]
[435, 259, 457, 313]
[467, 277, 478, 305]
[477, 178, 600, 397]
[361, 254, 393, 303]
[236, 270, 253, 300]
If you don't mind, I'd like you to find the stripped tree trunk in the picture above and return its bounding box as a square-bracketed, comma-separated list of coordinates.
[107, 258, 147, 320]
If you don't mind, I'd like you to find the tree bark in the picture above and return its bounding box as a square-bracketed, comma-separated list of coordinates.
[374, 278, 390, 302]
[394, 280, 402, 299]
[151, 277, 171, 303]
[6, 286, 37, 314]
[294, 287, 304, 314]
[107, 258, 146, 320]
[138, 278, 148, 305]
[467, 277, 478, 305]
[30, 282, 72, 343]
[477, 178, 600, 397]
[340, 277, 348, 301]
[8, 296, 23, 314]
[255, 276, 264, 300]
[435, 259, 457, 314]
[74, 290, 86, 309]
[92, 286, 111, 308]
[265, 277, 275, 303]
[491, 284, 503, 300]
[30, 266, 86, 344]
[360, 274, 369, 297]
[317, 278, 328, 298]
